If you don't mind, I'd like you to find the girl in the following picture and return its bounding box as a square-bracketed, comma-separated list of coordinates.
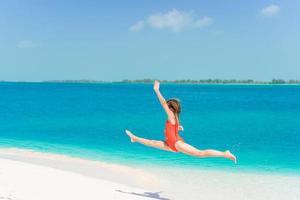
[126, 80, 237, 163]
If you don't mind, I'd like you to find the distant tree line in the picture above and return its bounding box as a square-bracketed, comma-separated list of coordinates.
[2, 79, 299, 84]
[121, 79, 300, 84]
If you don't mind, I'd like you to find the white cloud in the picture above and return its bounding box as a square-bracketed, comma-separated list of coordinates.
[260, 4, 280, 17]
[129, 20, 145, 32]
[129, 9, 213, 32]
[148, 9, 193, 31]
[17, 40, 40, 48]
[148, 9, 213, 31]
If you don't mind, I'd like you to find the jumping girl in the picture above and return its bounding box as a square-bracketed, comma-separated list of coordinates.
[125, 80, 237, 163]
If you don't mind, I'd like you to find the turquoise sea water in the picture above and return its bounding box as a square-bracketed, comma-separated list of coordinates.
[0, 82, 299, 174]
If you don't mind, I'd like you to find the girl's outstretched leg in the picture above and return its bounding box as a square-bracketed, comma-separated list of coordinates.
[175, 141, 237, 163]
[125, 130, 174, 152]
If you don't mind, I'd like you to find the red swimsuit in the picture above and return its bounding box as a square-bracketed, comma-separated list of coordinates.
[164, 120, 184, 152]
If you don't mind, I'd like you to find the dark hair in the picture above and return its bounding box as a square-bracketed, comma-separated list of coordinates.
[167, 98, 181, 116]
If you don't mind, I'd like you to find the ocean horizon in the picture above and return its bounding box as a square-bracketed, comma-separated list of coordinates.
[0, 82, 299, 175]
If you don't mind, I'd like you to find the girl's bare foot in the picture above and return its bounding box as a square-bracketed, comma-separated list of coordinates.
[225, 150, 237, 164]
[125, 130, 138, 143]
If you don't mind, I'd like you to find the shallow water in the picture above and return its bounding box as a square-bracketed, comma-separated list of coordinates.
[0, 82, 299, 174]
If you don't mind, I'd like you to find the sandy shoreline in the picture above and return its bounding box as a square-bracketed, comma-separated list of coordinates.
[0, 158, 162, 200]
[0, 148, 299, 200]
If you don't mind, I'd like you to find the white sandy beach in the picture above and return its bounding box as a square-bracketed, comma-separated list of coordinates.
[0, 148, 299, 200]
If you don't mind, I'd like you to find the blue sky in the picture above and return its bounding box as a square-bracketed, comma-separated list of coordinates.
[0, 0, 299, 81]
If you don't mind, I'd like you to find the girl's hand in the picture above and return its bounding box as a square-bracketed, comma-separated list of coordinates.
[154, 80, 160, 91]
[178, 125, 184, 131]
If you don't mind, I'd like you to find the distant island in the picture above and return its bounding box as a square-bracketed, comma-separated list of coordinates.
[41, 79, 300, 84]
[120, 79, 300, 84]
[1, 79, 299, 84]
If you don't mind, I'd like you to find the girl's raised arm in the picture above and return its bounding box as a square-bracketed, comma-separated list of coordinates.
[153, 80, 176, 124]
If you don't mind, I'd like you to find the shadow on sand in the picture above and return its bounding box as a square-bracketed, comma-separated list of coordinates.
[116, 190, 171, 200]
